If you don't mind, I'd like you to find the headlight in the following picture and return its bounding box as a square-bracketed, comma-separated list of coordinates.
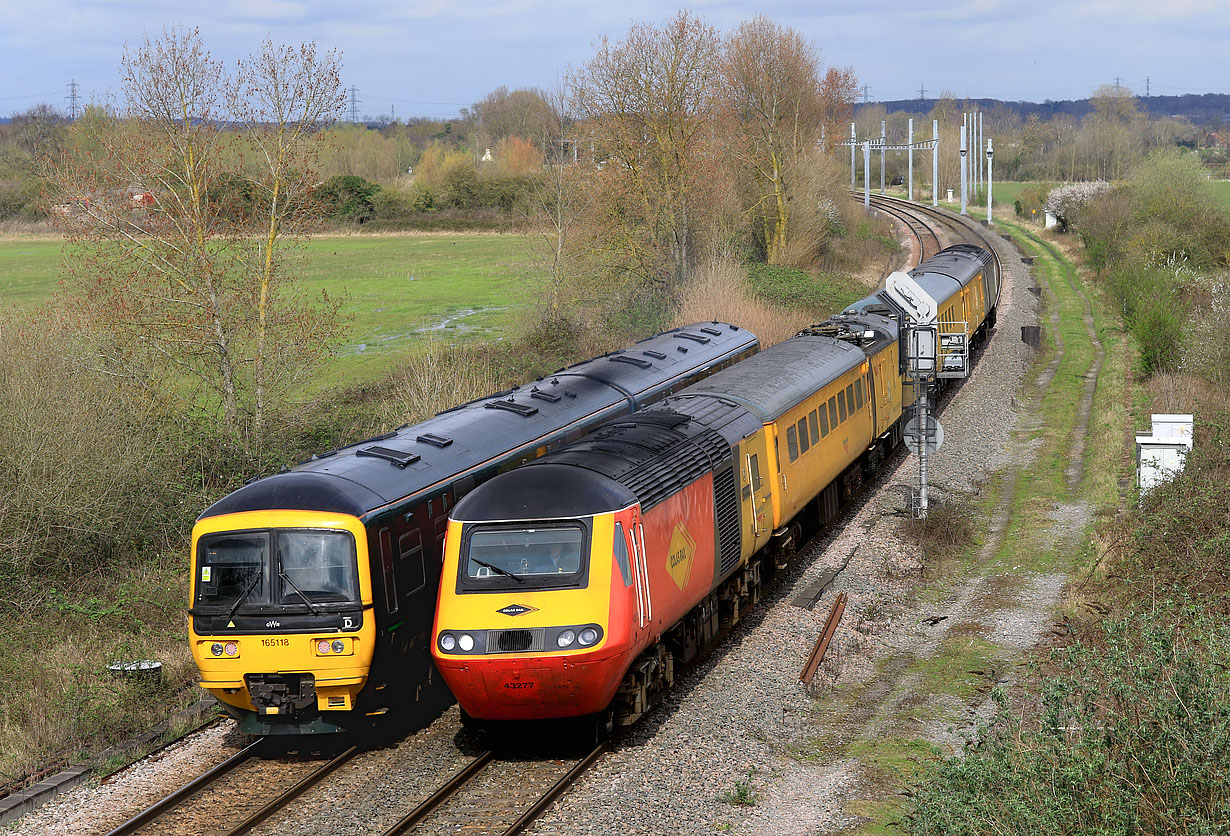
[224, 642, 239, 657]
[458, 634, 475, 652]
[211, 643, 224, 657]
[331, 640, 345, 654]
[317, 639, 332, 654]
[439, 633, 456, 652]
[579, 628, 598, 646]
[557, 629, 576, 648]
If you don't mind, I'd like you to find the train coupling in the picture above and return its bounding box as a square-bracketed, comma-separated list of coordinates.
[246, 672, 317, 716]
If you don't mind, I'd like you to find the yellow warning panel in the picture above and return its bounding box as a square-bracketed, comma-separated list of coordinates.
[667, 523, 696, 590]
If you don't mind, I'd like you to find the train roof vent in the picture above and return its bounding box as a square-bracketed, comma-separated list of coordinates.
[674, 331, 711, 344]
[416, 432, 453, 448]
[530, 387, 561, 403]
[356, 445, 422, 468]
[633, 410, 692, 429]
[642, 349, 667, 360]
[484, 399, 540, 417]
[700, 326, 722, 336]
[620, 429, 730, 510]
[609, 354, 654, 369]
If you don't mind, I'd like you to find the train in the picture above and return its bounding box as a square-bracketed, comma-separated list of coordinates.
[431, 244, 999, 734]
[187, 323, 758, 735]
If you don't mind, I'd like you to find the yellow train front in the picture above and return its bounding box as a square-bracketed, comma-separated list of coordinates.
[189, 508, 376, 732]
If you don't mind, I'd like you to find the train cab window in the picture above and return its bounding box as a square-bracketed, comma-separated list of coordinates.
[797, 418, 810, 454]
[195, 532, 268, 608]
[750, 454, 763, 491]
[613, 523, 633, 587]
[279, 530, 361, 606]
[819, 406, 830, 437]
[461, 525, 588, 591]
[399, 529, 426, 595]
[837, 390, 847, 422]
[855, 381, 864, 410]
[808, 411, 820, 444]
[846, 384, 856, 414]
[828, 397, 838, 429]
[786, 425, 799, 461]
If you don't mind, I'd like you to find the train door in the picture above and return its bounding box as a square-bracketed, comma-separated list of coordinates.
[738, 435, 772, 560]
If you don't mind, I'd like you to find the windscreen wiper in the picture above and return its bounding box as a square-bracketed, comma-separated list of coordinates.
[280, 571, 323, 615]
[225, 569, 264, 624]
[470, 557, 524, 583]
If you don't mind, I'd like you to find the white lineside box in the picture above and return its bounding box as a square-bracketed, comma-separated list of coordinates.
[1136, 414, 1194, 495]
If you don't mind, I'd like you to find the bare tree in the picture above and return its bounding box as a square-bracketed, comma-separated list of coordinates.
[49, 26, 346, 454]
[232, 39, 346, 440]
[463, 86, 555, 147]
[571, 10, 721, 288]
[720, 16, 823, 264]
[527, 84, 593, 320]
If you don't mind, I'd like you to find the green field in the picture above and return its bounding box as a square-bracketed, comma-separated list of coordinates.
[992, 179, 1230, 215]
[0, 233, 538, 386]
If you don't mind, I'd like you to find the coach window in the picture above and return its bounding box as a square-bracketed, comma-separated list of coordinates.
[828, 397, 838, 429]
[750, 454, 763, 491]
[837, 390, 847, 423]
[846, 384, 856, 413]
[786, 425, 799, 461]
[797, 418, 810, 454]
[855, 381, 864, 411]
[808, 411, 820, 444]
[819, 405, 830, 437]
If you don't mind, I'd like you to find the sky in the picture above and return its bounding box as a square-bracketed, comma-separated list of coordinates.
[0, 0, 1226, 120]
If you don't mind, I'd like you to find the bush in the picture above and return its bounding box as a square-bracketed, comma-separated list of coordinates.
[745, 263, 865, 318]
[0, 313, 189, 576]
[1133, 294, 1186, 376]
[907, 603, 1230, 836]
[316, 174, 380, 224]
[1114, 411, 1230, 610]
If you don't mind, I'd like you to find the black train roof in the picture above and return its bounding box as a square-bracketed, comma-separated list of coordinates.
[200, 322, 757, 522]
[453, 399, 760, 521]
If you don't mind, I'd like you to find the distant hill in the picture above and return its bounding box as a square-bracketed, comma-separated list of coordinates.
[857, 93, 1230, 124]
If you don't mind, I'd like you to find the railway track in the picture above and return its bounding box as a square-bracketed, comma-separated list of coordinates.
[381, 743, 609, 836]
[102, 741, 358, 836]
[860, 192, 1005, 294]
[865, 193, 943, 260]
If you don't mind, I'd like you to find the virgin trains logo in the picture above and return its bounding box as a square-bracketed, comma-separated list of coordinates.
[497, 603, 538, 616]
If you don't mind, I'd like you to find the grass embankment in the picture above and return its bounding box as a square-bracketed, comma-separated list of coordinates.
[817, 217, 1137, 834]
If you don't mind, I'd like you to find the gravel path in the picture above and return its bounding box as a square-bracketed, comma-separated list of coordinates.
[7, 217, 1059, 836]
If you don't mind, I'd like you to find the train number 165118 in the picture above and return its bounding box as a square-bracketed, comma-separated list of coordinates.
[261, 638, 290, 647]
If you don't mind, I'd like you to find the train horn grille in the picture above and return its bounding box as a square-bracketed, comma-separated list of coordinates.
[486, 628, 544, 653]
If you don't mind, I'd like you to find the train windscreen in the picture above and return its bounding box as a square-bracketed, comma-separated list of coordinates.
[195, 529, 359, 610]
[462, 525, 585, 589]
